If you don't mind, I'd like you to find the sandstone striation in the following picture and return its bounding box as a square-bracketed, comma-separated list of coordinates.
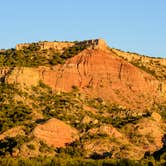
[1, 46, 162, 110]
[38, 49, 160, 110]
[0, 39, 164, 110]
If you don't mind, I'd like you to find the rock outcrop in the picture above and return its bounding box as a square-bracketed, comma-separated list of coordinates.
[1, 45, 162, 110]
[1, 39, 164, 110]
[151, 112, 162, 122]
[77, 39, 108, 50]
[5, 67, 40, 87]
[111, 48, 166, 83]
[0, 126, 25, 140]
[15, 39, 108, 52]
[1, 39, 166, 160]
[112, 48, 166, 66]
[16, 41, 75, 51]
[38, 49, 160, 110]
[33, 118, 78, 148]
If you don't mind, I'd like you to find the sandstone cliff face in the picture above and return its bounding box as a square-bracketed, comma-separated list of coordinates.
[2, 47, 161, 110]
[6, 67, 40, 87]
[39, 49, 160, 110]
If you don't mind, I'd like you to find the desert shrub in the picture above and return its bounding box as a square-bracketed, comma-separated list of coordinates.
[27, 144, 35, 150]
[39, 141, 51, 153]
[61, 44, 86, 59]
[0, 83, 32, 133]
[0, 157, 150, 166]
[0, 136, 32, 156]
[85, 97, 147, 128]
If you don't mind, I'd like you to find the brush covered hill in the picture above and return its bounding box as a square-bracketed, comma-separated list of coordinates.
[0, 39, 166, 165]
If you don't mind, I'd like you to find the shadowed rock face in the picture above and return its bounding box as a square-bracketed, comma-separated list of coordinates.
[77, 39, 108, 50]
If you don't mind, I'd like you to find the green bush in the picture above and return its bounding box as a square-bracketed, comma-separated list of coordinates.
[0, 83, 32, 133]
[27, 144, 35, 150]
[0, 156, 153, 166]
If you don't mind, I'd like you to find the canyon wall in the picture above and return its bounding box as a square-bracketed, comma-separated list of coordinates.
[1, 48, 163, 110]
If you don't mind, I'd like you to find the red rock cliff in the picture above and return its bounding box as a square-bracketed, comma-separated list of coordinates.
[39, 48, 159, 110]
[3, 40, 162, 110]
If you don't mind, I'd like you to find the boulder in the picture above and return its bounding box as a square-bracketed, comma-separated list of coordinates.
[33, 118, 78, 148]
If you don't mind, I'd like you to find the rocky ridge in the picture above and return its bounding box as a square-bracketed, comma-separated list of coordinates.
[15, 39, 108, 52]
[1, 39, 163, 110]
[1, 39, 166, 161]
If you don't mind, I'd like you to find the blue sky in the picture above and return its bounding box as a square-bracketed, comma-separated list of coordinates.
[0, 0, 166, 57]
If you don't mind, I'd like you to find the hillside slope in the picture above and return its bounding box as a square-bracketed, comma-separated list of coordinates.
[0, 39, 166, 164]
[1, 40, 164, 111]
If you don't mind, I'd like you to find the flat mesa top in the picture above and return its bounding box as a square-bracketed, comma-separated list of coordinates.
[15, 39, 108, 51]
